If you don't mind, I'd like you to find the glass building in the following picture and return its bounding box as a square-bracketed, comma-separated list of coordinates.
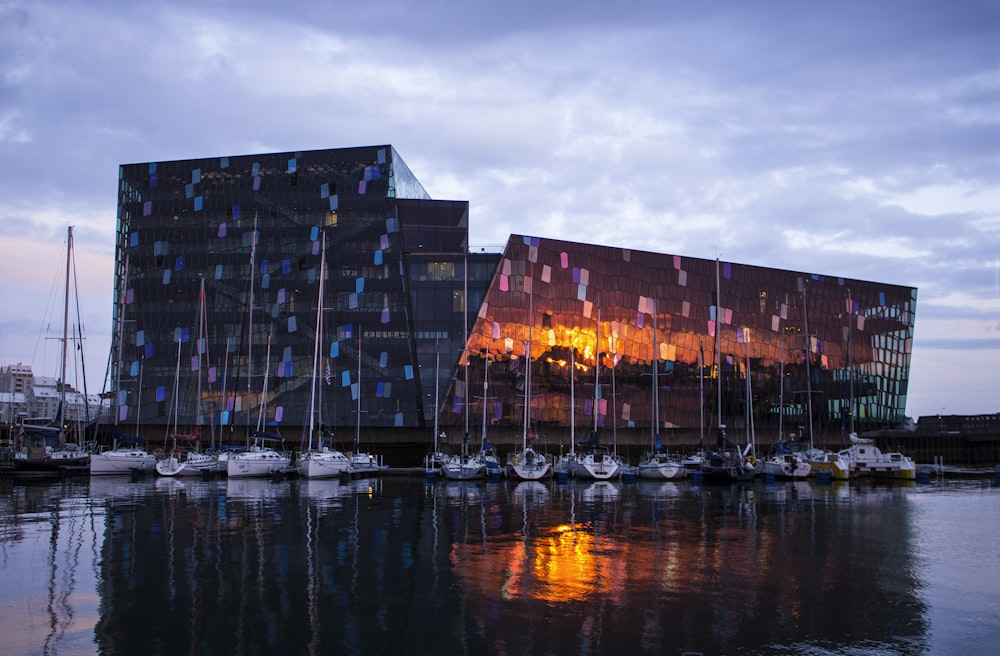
[113, 146, 916, 449]
[441, 235, 917, 450]
[113, 145, 496, 447]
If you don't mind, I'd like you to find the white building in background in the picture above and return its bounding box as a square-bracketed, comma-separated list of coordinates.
[0, 364, 102, 426]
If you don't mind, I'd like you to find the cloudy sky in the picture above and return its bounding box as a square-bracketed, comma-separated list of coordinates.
[1, 0, 997, 421]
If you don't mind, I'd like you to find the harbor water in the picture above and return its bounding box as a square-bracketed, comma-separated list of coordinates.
[1, 474, 998, 655]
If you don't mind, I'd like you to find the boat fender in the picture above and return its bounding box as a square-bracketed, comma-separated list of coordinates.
[512, 455, 521, 465]
[747, 455, 756, 466]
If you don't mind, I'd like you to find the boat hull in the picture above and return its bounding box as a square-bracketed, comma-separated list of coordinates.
[298, 451, 351, 479]
[90, 449, 157, 475]
[226, 450, 291, 478]
[441, 458, 486, 480]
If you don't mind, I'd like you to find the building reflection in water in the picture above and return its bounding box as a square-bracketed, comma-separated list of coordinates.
[0, 476, 938, 655]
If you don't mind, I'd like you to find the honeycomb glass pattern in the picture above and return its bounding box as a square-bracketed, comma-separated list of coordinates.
[113, 146, 452, 442]
[443, 235, 917, 450]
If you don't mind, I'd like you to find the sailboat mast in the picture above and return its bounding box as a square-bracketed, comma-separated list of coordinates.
[257, 334, 272, 434]
[355, 329, 361, 451]
[569, 348, 575, 453]
[113, 253, 130, 436]
[246, 212, 258, 447]
[715, 258, 723, 442]
[307, 232, 326, 451]
[523, 262, 534, 450]
[594, 306, 600, 435]
[803, 283, 814, 450]
[434, 341, 441, 454]
[481, 341, 490, 446]
[60, 227, 71, 443]
[651, 299, 658, 450]
[698, 341, 705, 448]
[168, 338, 181, 445]
[463, 252, 469, 442]
[847, 287, 855, 438]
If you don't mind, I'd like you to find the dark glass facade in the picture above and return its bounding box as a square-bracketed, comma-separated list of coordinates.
[113, 146, 496, 444]
[442, 235, 917, 448]
[114, 146, 916, 447]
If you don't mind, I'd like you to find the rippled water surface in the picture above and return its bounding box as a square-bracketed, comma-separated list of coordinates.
[1, 474, 998, 655]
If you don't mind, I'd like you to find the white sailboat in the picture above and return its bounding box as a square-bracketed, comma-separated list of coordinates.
[424, 343, 451, 475]
[794, 283, 849, 479]
[505, 265, 552, 481]
[227, 335, 291, 478]
[572, 308, 622, 481]
[553, 347, 578, 477]
[347, 330, 383, 477]
[226, 220, 290, 478]
[92, 246, 156, 476]
[298, 232, 350, 479]
[156, 339, 187, 476]
[638, 299, 687, 480]
[763, 336, 812, 480]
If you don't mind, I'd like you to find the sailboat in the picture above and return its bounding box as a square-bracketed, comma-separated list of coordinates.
[156, 339, 187, 476]
[553, 347, 578, 478]
[793, 287, 851, 480]
[14, 227, 93, 473]
[227, 334, 291, 478]
[92, 242, 157, 476]
[227, 219, 291, 478]
[700, 259, 756, 483]
[637, 299, 687, 480]
[441, 343, 486, 481]
[347, 330, 384, 477]
[572, 309, 621, 480]
[424, 343, 451, 475]
[763, 335, 812, 479]
[505, 267, 553, 481]
[298, 232, 350, 479]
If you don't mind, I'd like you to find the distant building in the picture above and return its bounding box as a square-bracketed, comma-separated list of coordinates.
[113, 145, 916, 445]
[0, 364, 101, 426]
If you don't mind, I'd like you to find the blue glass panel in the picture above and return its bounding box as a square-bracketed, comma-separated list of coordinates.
[330, 341, 339, 358]
[342, 370, 351, 387]
[175, 256, 184, 271]
[356, 278, 365, 293]
[288, 316, 297, 333]
[404, 365, 414, 380]
[156, 386, 165, 402]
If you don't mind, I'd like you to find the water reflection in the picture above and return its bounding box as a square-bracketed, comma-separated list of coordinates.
[3, 476, 996, 654]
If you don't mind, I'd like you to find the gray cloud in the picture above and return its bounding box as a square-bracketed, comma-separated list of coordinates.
[0, 0, 997, 418]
